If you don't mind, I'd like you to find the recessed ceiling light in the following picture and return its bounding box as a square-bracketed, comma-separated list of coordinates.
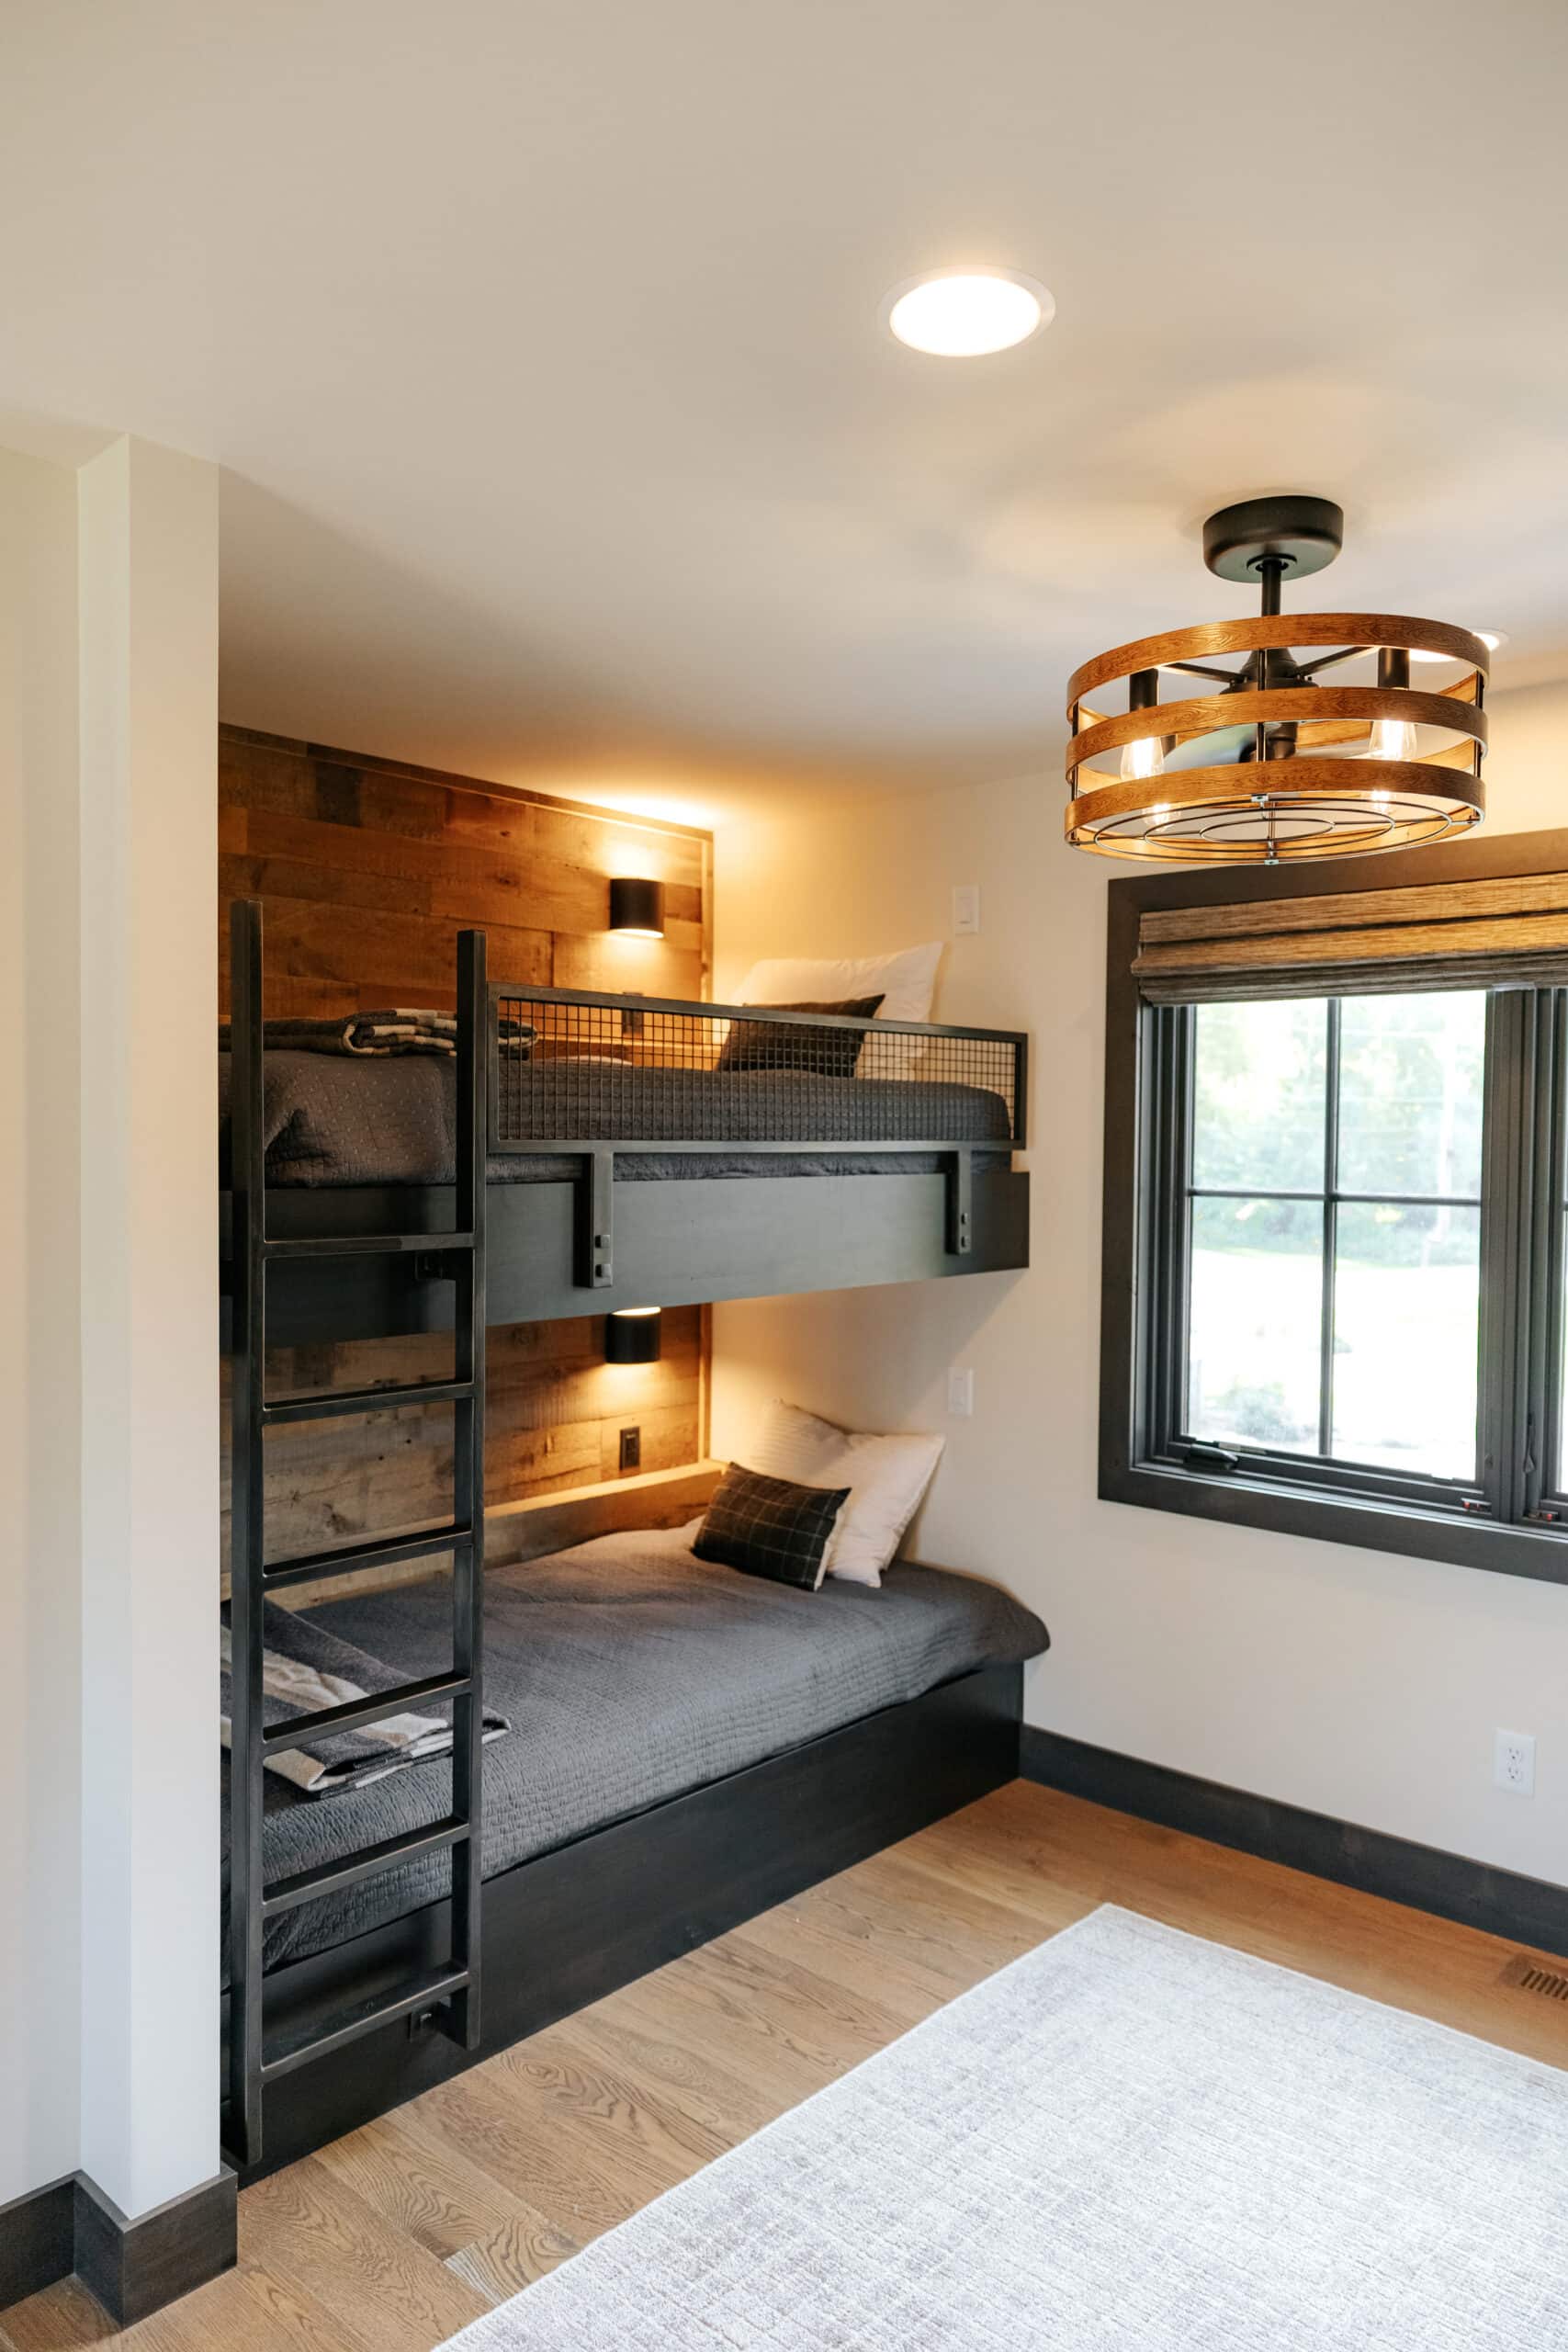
[1411, 629, 1506, 662]
[886, 267, 1053, 356]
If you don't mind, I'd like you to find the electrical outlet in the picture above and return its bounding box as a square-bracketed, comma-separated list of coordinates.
[947, 1367, 975, 1417]
[952, 884, 981, 936]
[619, 1425, 641, 1473]
[1495, 1728, 1536, 1796]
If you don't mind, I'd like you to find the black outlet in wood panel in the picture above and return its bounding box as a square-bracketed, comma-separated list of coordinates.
[618, 1426, 641, 1473]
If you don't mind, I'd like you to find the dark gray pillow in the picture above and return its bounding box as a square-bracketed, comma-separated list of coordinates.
[693, 1464, 852, 1590]
[716, 995, 885, 1081]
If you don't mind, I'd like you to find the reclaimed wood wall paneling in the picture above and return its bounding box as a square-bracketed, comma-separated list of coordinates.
[218, 727, 714, 1576]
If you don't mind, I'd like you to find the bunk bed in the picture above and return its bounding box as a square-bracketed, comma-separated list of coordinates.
[221, 901, 1036, 2179]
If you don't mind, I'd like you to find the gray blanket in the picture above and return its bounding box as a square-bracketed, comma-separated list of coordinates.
[219, 1053, 1011, 1185]
[218, 1009, 537, 1058]
[220, 1598, 508, 1794]
[222, 1523, 1047, 1973]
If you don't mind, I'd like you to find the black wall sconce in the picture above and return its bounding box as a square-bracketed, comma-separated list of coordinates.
[604, 1306, 662, 1363]
[608, 876, 665, 938]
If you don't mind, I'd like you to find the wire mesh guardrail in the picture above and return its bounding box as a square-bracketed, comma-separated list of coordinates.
[490, 989, 1023, 1148]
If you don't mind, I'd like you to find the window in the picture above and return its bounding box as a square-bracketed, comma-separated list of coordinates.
[1109, 967, 1568, 1582]
[1184, 991, 1484, 1487]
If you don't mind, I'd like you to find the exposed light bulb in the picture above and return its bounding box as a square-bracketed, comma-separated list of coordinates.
[1120, 734, 1166, 783]
[1364, 719, 1419, 763]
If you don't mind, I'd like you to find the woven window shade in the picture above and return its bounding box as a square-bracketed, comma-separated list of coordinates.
[1134, 869, 1568, 1004]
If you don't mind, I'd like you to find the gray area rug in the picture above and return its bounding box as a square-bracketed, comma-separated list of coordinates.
[438, 1905, 1568, 2349]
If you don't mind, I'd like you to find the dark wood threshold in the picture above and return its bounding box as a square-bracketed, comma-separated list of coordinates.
[1022, 1724, 1568, 1958]
[0, 2168, 236, 2327]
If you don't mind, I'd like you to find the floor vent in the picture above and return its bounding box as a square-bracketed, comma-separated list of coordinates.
[1500, 1953, 1568, 2001]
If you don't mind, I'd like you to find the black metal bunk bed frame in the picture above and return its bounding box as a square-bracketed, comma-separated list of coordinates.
[223, 899, 1031, 2176]
[227, 905, 491, 2169]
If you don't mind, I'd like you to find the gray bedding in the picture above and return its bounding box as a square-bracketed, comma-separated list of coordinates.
[223, 1523, 1047, 1975]
[220, 1051, 1011, 1186]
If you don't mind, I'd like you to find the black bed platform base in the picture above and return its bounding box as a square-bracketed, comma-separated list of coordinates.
[222, 1161, 1030, 1347]
[228, 1661, 1022, 2184]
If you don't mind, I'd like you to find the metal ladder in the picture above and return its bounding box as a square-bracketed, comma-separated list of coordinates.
[224, 899, 488, 2168]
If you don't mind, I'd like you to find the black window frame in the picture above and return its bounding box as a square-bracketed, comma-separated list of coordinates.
[1100, 832, 1568, 1589]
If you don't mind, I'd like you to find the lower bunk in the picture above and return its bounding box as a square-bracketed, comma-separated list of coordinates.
[224, 1526, 1048, 2180]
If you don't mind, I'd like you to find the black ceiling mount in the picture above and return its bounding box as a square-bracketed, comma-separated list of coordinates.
[1201, 494, 1344, 584]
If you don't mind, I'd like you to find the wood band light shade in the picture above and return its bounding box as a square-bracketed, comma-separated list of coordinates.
[1064, 498, 1492, 865]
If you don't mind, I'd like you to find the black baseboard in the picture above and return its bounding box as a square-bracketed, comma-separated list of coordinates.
[0, 2176, 74, 2312]
[0, 2167, 235, 2326]
[1021, 1725, 1568, 1960]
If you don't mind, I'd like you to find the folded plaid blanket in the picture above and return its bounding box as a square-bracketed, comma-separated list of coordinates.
[220, 1598, 509, 1796]
[217, 1008, 537, 1057]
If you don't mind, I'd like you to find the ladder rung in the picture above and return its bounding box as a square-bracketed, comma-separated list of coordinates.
[262, 1671, 473, 1752]
[262, 1231, 475, 1260]
[264, 1524, 473, 1591]
[262, 1965, 469, 2078]
[263, 1378, 476, 1425]
[263, 1816, 471, 1917]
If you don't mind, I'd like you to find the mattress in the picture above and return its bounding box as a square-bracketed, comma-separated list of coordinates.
[224, 1524, 1048, 1975]
[219, 1052, 1012, 1186]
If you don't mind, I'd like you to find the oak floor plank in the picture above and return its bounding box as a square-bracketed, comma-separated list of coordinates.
[14, 1781, 1568, 2352]
[412, 2064, 660, 2243]
[240, 2157, 489, 2352]
[416, 2019, 730, 2243]
[442, 2210, 581, 2307]
[0, 2278, 114, 2350]
[310, 2109, 525, 2262]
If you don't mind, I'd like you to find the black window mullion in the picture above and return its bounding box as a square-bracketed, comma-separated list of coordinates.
[1477, 989, 1535, 1523]
[1319, 999, 1341, 1460]
[1142, 1003, 1191, 1459]
[1523, 989, 1565, 1515]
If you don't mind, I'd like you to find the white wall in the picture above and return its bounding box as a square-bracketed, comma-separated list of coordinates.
[0, 447, 84, 2206]
[0, 434, 219, 2222]
[77, 438, 220, 2217]
[711, 678, 1568, 1888]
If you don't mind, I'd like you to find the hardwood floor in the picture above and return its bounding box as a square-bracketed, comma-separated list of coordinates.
[8, 1778, 1568, 2350]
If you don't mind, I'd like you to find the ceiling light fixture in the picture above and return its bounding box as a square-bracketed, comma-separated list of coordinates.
[1411, 629, 1505, 663]
[886, 267, 1052, 356]
[1063, 494, 1491, 864]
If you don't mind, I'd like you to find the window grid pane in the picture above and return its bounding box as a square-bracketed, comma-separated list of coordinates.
[1185, 990, 1485, 1485]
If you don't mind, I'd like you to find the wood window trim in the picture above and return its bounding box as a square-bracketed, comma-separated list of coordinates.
[1099, 826, 1568, 1588]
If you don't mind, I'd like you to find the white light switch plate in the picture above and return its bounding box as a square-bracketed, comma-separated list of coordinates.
[947, 1367, 975, 1417]
[952, 884, 980, 936]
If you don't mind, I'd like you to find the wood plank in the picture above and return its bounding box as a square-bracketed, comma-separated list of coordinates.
[1140, 865, 1568, 948]
[219, 897, 554, 1003]
[238, 2159, 488, 2352]
[549, 932, 705, 996]
[485, 1460, 722, 1566]
[220, 1310, 706, 1585]
[223, 830, 703, 944]
[1135, 907, 1568, 978]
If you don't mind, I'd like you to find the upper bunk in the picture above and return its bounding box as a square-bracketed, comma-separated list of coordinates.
[220, 900, 1030, 1346]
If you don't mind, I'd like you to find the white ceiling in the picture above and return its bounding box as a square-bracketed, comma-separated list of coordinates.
[5, 0, 1567, 798]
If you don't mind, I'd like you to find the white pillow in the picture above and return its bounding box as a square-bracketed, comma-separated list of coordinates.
[731, 944, 942, 1072]
[737, 1399, 944, 1588]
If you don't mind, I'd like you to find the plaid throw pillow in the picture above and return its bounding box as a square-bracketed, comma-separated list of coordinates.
[716, 995, 885, 1081]
[693, 1464, 852, 1590]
